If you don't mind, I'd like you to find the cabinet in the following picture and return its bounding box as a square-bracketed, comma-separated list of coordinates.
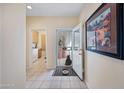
[32, 31, 38, 43]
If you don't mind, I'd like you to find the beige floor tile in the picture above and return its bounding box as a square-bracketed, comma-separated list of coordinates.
[70, 81, 81, 89]
[30, 81, 43, 89]
[79, 81, 88, 89]
[25, 81, 33, 89]
[61, 80, 70, 89]
[26, 66, 87, 89]
[39, 80, 51, 89]
[49, 80, 61, 89]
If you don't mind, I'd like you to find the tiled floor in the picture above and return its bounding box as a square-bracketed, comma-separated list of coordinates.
[26, 69, 87, 89]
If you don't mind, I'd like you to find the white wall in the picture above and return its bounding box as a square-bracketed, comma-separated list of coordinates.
[26, 16, 78, 69]
[0, 5, 2, 86]
[1, 4, 26, 88]
[79, 3, 124, 89]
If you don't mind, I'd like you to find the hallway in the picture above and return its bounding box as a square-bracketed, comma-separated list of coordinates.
[0, 3, 124, 90]
[26, 69, 87, 89]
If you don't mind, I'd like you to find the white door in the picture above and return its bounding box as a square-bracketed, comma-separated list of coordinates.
[72, 24, 84, 80]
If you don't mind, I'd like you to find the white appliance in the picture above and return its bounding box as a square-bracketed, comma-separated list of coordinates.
[32, 48, 38, 62]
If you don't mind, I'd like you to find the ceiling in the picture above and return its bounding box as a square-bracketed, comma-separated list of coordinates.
[26, 3, 83, 16]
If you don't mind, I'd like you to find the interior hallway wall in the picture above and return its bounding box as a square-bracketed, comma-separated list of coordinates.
[26, 16, 78, 69]
[79, 3, 124, 88]
[1, 4, 26, 88]
[0, 5, 2, 86]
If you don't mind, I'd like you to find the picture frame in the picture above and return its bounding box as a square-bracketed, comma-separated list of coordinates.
[85, 3, 124, 60]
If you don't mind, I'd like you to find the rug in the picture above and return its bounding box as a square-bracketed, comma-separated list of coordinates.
[53, 66, 77, 76]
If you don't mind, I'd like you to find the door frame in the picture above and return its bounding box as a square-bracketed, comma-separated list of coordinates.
[55, 28, 73, 67]
[27, 27, 48, 69]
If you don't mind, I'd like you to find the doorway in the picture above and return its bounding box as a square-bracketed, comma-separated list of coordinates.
[56, 28, 73, 67]
[55, 25, 84, 80]
[26, 28, 48, 81]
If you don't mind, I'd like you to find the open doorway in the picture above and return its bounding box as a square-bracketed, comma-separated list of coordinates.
[53, 28, 78, 76]
[54, 25, 84, 80]
[26, 29, 48, 81]
[56, 28, 73, 67]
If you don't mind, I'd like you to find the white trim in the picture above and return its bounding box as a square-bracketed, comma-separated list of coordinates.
[27, 27, 49, 69]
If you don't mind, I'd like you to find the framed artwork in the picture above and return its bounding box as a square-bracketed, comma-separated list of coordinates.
[86, 3, 124, 59]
